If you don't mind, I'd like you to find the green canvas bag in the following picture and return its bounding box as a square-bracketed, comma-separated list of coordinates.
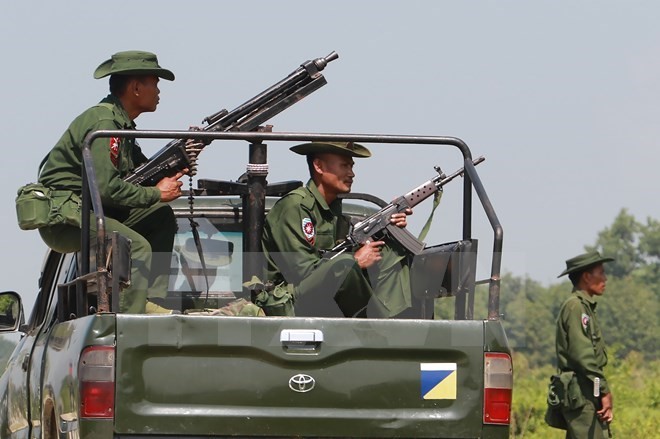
[544, 370, 587, 430]
[16, 183, 81, 230]
[545, 373, 569, 430]
[15, 183, 52, 230]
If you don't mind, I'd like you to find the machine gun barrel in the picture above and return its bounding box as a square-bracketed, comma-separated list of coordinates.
[125, 51, 339, 186]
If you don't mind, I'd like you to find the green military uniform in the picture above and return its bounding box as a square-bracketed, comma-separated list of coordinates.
[555, 251, 613, 439]
[37, 51, 176, 313]
[261, 142, 411, 318]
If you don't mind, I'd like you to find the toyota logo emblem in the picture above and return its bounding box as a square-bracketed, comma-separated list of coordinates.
[289, 374, 315, 393]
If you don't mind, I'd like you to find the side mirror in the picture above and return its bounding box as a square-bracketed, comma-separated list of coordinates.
[0, 291, 25, 332]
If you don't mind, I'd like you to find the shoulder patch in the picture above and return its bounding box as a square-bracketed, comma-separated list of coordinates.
[581, 313, 590, 331]
[109, 137, 120, 167]
[302, 217, 316, 245]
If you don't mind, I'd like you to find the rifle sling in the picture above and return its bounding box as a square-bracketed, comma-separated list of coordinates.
[418, 191, 443, 242]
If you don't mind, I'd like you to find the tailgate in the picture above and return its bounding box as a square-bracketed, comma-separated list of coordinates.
[115, 315, 486, 438]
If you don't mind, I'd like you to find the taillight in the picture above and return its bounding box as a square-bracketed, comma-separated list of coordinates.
[483, 352, 512, 425]
[79, 346, 115, 418]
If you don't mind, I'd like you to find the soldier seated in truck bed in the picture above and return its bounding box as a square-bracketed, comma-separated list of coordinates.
[261, 141, 414, 319]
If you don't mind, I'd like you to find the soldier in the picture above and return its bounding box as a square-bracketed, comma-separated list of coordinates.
[555, 251, 614, 438]
[261, 142, 413, 318]
[38, 50, 192, 314]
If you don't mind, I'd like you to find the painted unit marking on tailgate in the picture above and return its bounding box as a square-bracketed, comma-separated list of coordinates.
[420, 363, 457, 400]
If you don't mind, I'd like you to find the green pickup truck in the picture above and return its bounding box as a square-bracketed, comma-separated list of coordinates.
[0, 131, 512, 439]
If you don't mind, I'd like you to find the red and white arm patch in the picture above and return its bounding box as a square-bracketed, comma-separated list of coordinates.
[109, 137, 120, 168]
[581, 313, 590, 332]
[302, 217, 316, 245]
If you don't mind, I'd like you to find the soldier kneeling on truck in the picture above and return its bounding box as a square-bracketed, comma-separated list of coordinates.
[16, 51, 201, 315]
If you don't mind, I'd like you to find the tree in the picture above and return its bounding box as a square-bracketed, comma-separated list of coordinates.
[586, 208, 643, 278]
[637, 217, 660, 292]
[640, 217, 660, 260]
[598, 276, 659, 361]
[499, 274, 558, 368]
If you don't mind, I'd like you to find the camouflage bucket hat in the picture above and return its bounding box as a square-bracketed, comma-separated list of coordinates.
[290, 141, 371, 158]
[93, 50, 175, 80]
[557, 251, 614, 277]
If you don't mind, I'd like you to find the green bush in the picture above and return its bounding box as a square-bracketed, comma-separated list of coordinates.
[510, 351, 660, 438]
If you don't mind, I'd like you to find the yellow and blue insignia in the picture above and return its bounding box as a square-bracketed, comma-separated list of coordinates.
[420, 363, 457, 400]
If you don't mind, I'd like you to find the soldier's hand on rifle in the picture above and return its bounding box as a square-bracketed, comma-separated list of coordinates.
[354, 239, 385, 269]
[157, 171, 186, 202]
[390, 208, 412, 228]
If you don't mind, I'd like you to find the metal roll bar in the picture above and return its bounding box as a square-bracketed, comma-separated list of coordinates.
[80, 130, 502, 319]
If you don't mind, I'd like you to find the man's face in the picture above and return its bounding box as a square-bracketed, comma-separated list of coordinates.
[314, 153, 355, 195]
[583, 264, 608, 296]
[134, 75, 161, 113]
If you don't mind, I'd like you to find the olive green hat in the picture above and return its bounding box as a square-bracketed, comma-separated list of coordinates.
[557, 251, 614, 277]
[290, 141, 371, 158]
[93, 50, 175, 81]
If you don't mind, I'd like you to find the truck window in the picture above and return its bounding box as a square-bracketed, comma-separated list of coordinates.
[25, 252, 73, 332]
[166, 217, 244, 309]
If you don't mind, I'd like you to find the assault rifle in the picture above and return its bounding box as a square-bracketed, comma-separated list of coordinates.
[329, 156, 485, 257]
[125, 51, 339, 186]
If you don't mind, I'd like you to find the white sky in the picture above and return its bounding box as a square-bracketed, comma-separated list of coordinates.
[3, 1, 660, 313]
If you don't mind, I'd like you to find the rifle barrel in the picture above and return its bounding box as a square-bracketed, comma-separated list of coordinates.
[437, 156, 485, 188]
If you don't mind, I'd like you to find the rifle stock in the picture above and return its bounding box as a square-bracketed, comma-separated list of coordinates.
[330, 156, 485, 256]
[125, 51, 339, 186]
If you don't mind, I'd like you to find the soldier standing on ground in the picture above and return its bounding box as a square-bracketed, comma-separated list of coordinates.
[37, 50, 193, 314]
[555, 251, 614, 438]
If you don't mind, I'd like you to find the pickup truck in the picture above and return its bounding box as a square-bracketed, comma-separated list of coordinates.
[0, 130, 512, 438]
